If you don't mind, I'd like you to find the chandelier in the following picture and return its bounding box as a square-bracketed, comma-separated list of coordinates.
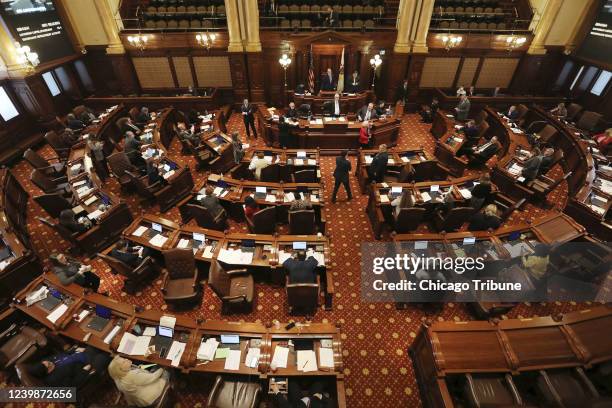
[441, 35, 463, 51]
[369, 54, 382, 88]
[505, 36, 527, 52]
[127, 34, 149, 51]
[278, 53, 292, 87]
[15, 43, 39, 71]
[196, 33, 216, 50]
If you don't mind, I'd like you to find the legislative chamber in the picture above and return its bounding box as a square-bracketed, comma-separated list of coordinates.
[0, 0, 610, 407]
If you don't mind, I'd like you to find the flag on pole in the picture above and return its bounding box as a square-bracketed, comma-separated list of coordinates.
[308, 44, 315, 94]
[336, 47, 345, 93]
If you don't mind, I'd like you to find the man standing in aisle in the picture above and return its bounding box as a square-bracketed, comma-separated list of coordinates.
[241, 98, 257, 139]
[332, 150, 352, 203]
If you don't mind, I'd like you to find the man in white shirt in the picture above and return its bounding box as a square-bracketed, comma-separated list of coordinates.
[333, 93, 341, 116]
[248, 151, 270, 180]
[358, 102, 378, 122]
[456, 86, 466, 97]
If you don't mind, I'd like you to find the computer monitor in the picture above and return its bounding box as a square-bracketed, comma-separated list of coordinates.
[158, 326, 173, 338]
[463, 237, 476, 245]
[508, 231, 521, 241]
[95, 305, 112, 319]
[192, 232, 205, 243]
[242, 239, 256, 248]
[217, 180, 228, 189]
[293, 242, 307, 250]
[255, 186, 266, 194]
[391, 186, 402, 195]
[152, 223, 163, 232]
[100, 193, 111, 206]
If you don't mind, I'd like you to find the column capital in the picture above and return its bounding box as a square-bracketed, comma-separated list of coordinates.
[527, 0, 563, 55]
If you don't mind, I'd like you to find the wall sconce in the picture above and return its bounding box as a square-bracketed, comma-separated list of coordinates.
[279, 53, 292, 87]
[15, 43, 39, 71]
[441, 35, 462, 51]
[127, 34, 149, 51]
[505, 36, 527, 52]
[369, 54, 382, 88]
[196, 33, 216, 50]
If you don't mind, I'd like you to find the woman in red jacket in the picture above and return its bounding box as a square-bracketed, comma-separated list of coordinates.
[359, 121, 371, 149]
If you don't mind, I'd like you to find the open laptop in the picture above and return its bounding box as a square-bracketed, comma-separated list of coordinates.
[254, 186, 266, 200]
[192, 232, 205, 247]
[87, 305, 112, 331]
[148, 222, 163, 238]
[293, 242, 307, 251]
[241, 239, 256, 253]
[220, 334, 241, 350]
[154, 326, 174, 357]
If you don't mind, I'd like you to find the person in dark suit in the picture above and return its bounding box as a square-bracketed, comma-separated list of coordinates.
[455, 95, 471, 121]
[348, 70, 360, 92]
[468, 204, 501, 231]
[60, 129, 80, 147]
[27, 346, 110, 388]
[325, 93, 342, 116]
[396, 79, 409, 105]
[320, 68, 336, 91]
[111, 239, 148, 268]
[369, 144, 389, 183]
[241, 98, 257, 139]
[375, 101, 388, 117]
[198, 185, 228, 223]
[506, 105, 520, 121]
[470, 173, 493, 210]
[124, 131, 145, 168]
[323, 5, 339, 27]
[419, 97, 439, 123]
[78, 107, 96, 125]
[283, 250, 318, 284]
[538, 148, 555, 176]
[278, 115, 292, 148]
[66, 113, 85, 131]
[521, 148, 544, 182]
[273, 379, 331, 408]
[286, 102, 298, 119]
[332, 150, 352, 203]
[136, 107, 151, 125]
[59, 209, 88, 233]
[456, 120, 480, 157]
[469, 136, 500, 165]
[357, 102, 378, 122]
[51, 253, 101, 293]
[177, 122, 200, 147]
[145, 157, 163, 186]
[121, 117, 141, 135]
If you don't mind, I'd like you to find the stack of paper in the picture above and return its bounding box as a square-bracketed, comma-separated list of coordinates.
[167, 341, 186, 367]
[117, 333, 152, 356]
[271, 346, 289, 368]
[310, 195, 319, 203]
[224, 349, 241, 370]
[149, 234, 168, 247]
[84, 195, 98, 206]
[421, 192, 432, 202]
[87, 209, 104, 220]
[459, 188, 472, 199]
[294, 159, 304, 165]
[297, 350, 318, 372]
[203, 245, 215, 258]
[364, 156, 373, 164]
[26, 286, 48, 306]
[278, 251, 292, 264]
[387, 159, 395, 164]
[73, 179, 87, 187]
[177, 239, 190, 249]
[307, 159, 317, 166]
[46, 304, 68, 324]
[401, 156, 410, 163]
[379, 195, 389, 203]
[197, 338, 219, 360]
[103, 325, 121, 344]
[217, 248, 254, 265]
[284, 192, 296, 202]
[163, 170, 175, 179]
[319, 348, 335, 368]
[245, 348, 260, 368]
[132, 226, 148, 237]
[265, 194, 277, 203]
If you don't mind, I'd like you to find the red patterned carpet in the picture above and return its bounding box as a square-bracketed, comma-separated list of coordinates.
[4, 112, 594, 408]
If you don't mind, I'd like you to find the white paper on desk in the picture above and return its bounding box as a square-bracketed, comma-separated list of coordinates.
[310, 195, 319, 203]
[453, 137, 463, 143]
[46, 303, 68, 324]
[160, 315, 176, 329]
[446, 114, 454, 118]
[84, 195, 98, 206]
[118, 333, 137, 354]
[364, 156, 373, 164]
[224, 349, 241, 370]
[104, 325, 121, 344]
[517, 176, 526, 182]
[213, 187, 223, 196]
[421, 192, 432, 202]
[297, 350, 318, 372]
[143, 327, 157, 337]
[26, 286, 48, 306]
[162, 170, 175, 180]
[149, 234, 168, 247]
[87, 209, 104, 220]
[401, 156, 410, 163]
[278, 250, 292, 264]
[203, 245, 215, 258]
[271, 346, 289, 368]
[168, 341, 186, 367]
[379, 195, 389, 203]
[245, 347, 260, 368]
[70, 163, 83, 173]
[307, 159, 317, 166]
[77, 188, 93, 198]
[218, 248, 253, 265]
[319, 347, 334, 368]
[265, 194, 277, 203]
[73, 180, 87, 187]
[338, 117, 346, 122]
[177, 239, 190, 249]
[284, 192, 296, 202]
[388, 159, 395, 164]
[430, 185, 440, 192]
[294, 158, 304, 165]
[131, 336, 152, 356]
[307, 249, 325, 266]
[459, 188, 472, 199]
[132, 226, 148, 237]
[197, 338, 219, 360]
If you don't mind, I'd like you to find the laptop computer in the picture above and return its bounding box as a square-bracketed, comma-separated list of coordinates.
[148, 222, 163, 238]
[39, 295, 61, 311]
[87, 305, 112, 331]
[241, 239, 256, 253]
[293, 242, 307, 251]
[254, 186, 266, 199]
[154, 326, 174, 357]
[220, 334, 241, 350]
[192, 232, 205, 247]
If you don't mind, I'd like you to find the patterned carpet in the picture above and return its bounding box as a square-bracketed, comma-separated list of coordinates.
[4, 112, 593, 408]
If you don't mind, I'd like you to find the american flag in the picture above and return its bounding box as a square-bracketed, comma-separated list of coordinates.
[308, 44, 315, 94]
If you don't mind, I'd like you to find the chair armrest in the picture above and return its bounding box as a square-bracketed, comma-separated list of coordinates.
[160, 270, 169, 293]
[222, 295, 247, 303]
[539, 370, 564, 406]
[575, 367, 600, 398]
[225, 268, 249, 276]
[504, 374, 523, 405]
[134, 257, 155, 275]
[189, 270, 199, 288]
[206, 376, 223, 406]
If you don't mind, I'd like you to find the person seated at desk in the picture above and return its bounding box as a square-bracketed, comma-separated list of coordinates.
[468, 204, 501, 231]
[59, 209, 90, 233]
[121, 117, 142, 135]
[286, 102, 298, 120]
[348, 70, 360, 92]
[108, 355, 170, 407]
[290, 195, 312, 211]
[51, 253, 102, 293]
[272, 379, 331, 408]
[456, 120, 481, 157]
[537, 147, 555, 176]
[470, 173, 493, 210]
[66, 113, 85, 131]
[419, 97, 439, 123]
[231, 131, 245, 164]
[244, 196, 259, 222]
[27, 346, 110, 388]
[198, 185, 228, 223]
[124, 131, 145, 168]
[391, 190, 415, 217]
[369, 144, 389, 183]
[278, 115, 293, 149]
[111, 239, 151, 268]
[456, 85, 467, 97]
[320, 68, 336, 91]
[136, 107, 151, 125]
[249, 151, 270, 180]
[376, 100, 389, 117]
[78, 107, 96, 125]
[506, 105, 520, 121]
[594, 128, 612, 155]
[469, 136, 500, 165]
[358, 102, 378, 122]
[186, 108, 202, 127]
[396, 79, 409, 105]
[359, 121, 372, 149]
[521, 147, 544, 182]
[176, 122, 200, 147]
[455, 95, 471, 122]
[550, 102, 567, 119]
[435, 190, 455, 216]
[283, 250, 318, 284]
[145, 156, 165, 187]
[521, 243, 550, 283]
[60, 129, 81, 147]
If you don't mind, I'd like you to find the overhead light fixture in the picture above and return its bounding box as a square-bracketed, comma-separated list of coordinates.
[505, 35, 527, 52]
[279, 53, 292, 87]
[127, 34, 149, 51]
[441, 35, 463, 51]
[196, 33, 216, 50]
[15, 43, 39, 71]
[369, 54, 382, 88]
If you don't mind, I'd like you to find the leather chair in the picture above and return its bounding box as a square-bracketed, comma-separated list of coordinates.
[186, 203, 226, 231]
[206, 375, 261, 408]
[161, 249, 201, 309]
[540, 150, 563, 175]
[395, 207, 426, 233]
[515, 104, 529, 126]
[30, 169, 69, 195]
[496, 197, 526, 223]
[463, 373, 525, 408]
[37, 216, 83, 253]
[432, 206, 475, 232]
[528, 171, 572, 202]
[384, 164, 416, 184]
[208, 261, 254, 313]
[98, 253, 158, 295]
[565, 103, 583, 122]
[286, 275, 320, 315]
[24, 149, 65, 177]
[260, 164, 280, 182]
[537, 124, 558, 145]
[108, 152, 139, 191]
[44, 131, 71, 159]
[33, 193, 72, 218]
[0, 325, 47, 369]
[186, 139, 213, 171]
[476, 121, 489, 140]
[289, 209, 316, 234]
[475, 110, 489, 126]
[126, 170, 164, 205]
[576, 111, 603, 133]
[537, 368, 612, 407]
[292, 169, 317, 183]
[246, 206, 277, 234]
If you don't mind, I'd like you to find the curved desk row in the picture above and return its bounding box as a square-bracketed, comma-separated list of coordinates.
[231, 148, 322, 183]
[288, 90, 374, 115]
[12, 274, 346, 407]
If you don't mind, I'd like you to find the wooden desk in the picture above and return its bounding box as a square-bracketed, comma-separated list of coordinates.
[124, 214, 180, 252]
[432, 111, 469, 177]
[288, 90, 374, 115]
[231, 148, 322, 183]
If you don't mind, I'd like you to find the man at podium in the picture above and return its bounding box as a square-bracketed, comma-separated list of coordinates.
[320, 68, 336, 92]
